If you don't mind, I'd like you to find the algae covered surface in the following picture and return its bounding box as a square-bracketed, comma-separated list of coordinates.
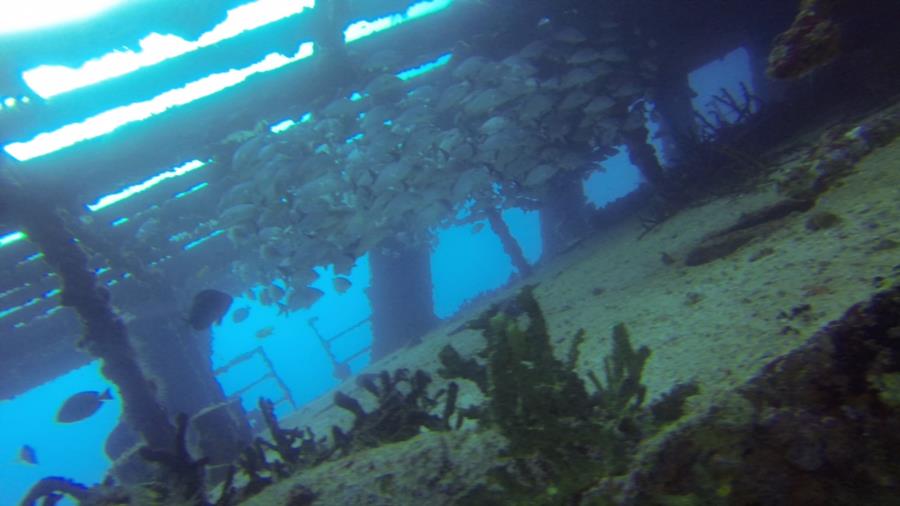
[242, 287, 696, 506]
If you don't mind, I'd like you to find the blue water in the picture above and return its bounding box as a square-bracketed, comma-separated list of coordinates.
[0, 39, 754, 506]
[0, 362, 121, 503]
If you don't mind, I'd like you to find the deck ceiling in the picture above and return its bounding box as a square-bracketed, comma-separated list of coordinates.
[0, 0, 476, 399]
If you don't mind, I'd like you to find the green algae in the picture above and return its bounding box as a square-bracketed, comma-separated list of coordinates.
[440, 285, 697, 505]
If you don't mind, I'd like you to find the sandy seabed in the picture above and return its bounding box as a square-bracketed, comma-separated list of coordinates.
[244, 120, 900, 506]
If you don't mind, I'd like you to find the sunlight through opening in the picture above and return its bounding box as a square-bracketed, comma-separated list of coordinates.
[397, 53, 453, 80]
[87, 160, 207, 212]
[5, 42, 315, 161]
[0, 231, 27, 248]
[0, 0, 122, 35]
[21, 0, 316, 98]
[344, 0, 453, 43]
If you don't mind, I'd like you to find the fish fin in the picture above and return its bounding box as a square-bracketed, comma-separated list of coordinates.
[100, 388, 113, 401]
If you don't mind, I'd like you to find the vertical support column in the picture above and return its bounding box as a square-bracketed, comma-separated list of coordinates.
[128, 315, 251, 469]
[539, 171, 592, 259]
[623, 123, 667, 189]
[486, 208, 531, 277]
[368, 238, 438, 360]
[650, 71, 698, 163]
[1, 175, 176, 451]
[3, 174, 249, 482]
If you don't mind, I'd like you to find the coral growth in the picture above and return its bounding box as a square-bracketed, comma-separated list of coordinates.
[440, 285, 698, 505]
[257, 397, 327, 468]
[233, 397, 329, 500]
[331, 368, 459, 452]
[779, 101, 900, 200]
[139, 413, 210, 505]
[655, 84, 768, 208]
[768, 0, 841, 79]
[694, 83, 763, 141]
[19, 366, 457, 505]
[235, 439, 277, 499]
[634, 284, 900, 505]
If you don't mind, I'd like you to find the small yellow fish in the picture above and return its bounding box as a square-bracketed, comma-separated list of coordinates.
[267, 284, 285, 301]
[333, 276, 352, 294]
[19, 445, 37, 465]
[255, 326, 275, 339]
[231, 307, 251, 324]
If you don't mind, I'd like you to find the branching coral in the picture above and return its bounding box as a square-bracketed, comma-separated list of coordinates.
[693, 83, 764, 145]
[19, 477, 90, 506]
[236, 439, 278, 499]
[230, 398, 329, 500]
[331, 368, 459, 453]
[259, 398, 328, 468]
[20, 412, 213, 505]
[438, 345, 488, 392]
